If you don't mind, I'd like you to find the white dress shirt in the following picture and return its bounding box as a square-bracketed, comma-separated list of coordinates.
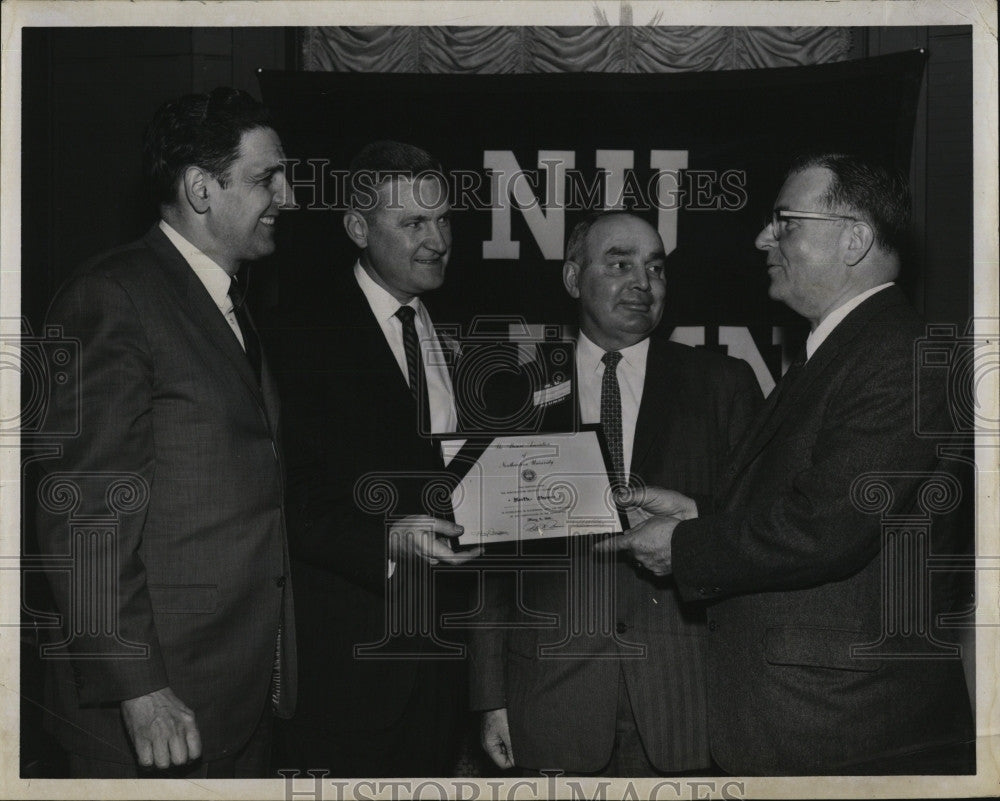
[354, 262, 458, 435]
[354, 262, 460, 579]
[576, 332, 650, 483]
[159, 220, 246, 350]
[806, 282, 894, 361]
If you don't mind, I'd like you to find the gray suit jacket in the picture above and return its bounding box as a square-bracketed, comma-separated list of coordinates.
[36, 225, 296, 764]
[672, 286, 973, 774]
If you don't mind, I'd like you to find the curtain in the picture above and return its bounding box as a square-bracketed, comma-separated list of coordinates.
[302, 26, 852, 73]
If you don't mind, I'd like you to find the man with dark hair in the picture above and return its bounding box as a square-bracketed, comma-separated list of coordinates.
[36, 86, 295, 778]
[142, 87, 275, 204]
[599, 154, 974, 774]
[273, 140, 478, 776]
[472, 211, 762, 775]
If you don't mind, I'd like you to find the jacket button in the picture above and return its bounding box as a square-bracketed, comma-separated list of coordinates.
[275, 576, 286, 588]
[708, 619, 718, 632]
[698, 587, 709, 596]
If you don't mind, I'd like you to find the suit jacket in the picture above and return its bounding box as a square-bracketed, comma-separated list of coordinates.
[468, 337, 762, 772]
[36, 225, 296, 764]
[270, 269, 464, 736]
[672, 285, 973, 774]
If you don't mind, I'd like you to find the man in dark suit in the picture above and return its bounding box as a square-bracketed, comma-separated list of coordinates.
[471, 211, 762, 775]
[600, 154, 974, 774]
[273, 141, 480, 777]
[35, 87, 296, 777]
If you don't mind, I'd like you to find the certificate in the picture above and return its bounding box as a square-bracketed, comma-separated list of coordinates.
[441, 431, 623, 545]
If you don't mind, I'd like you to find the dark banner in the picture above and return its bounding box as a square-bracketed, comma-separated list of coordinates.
[259, 50, 926, 388]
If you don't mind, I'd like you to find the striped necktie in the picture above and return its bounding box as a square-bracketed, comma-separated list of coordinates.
[395, 305, 431, 434]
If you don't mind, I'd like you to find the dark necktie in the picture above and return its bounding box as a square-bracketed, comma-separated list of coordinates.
[601, 350, 626, 491]
[749, 349, 808, 442]
[395, 305, 431, 433]
[768, 350, 807, 410]
[228, 276, 262, 384]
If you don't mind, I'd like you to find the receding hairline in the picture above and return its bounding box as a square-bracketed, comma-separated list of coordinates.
[350, 170, 450, 217]
[567, 211, 663, 267]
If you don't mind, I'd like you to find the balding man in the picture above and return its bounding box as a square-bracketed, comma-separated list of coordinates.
[472, 211, 761, 775]
[601, 154, 975, 774]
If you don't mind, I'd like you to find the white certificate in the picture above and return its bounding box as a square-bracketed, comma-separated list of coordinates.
[442, 431, 623, 545]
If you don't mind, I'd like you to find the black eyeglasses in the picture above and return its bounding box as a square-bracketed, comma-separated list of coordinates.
[765, 209, 856, 240]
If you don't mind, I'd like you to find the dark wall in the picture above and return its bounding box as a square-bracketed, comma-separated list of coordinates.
[862, 26, 974, 326]
[21, 27, 292, 329]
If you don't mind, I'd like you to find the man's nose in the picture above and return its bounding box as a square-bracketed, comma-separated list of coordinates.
[424, 223, 448, 253]
[631, 265, 651, 290]
[275, 171, 295, 209]
[755, 224, 777, 251]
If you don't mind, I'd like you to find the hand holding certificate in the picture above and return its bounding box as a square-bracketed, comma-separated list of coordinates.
[594, 486, 701, 576]
[442, 431, 623, 546]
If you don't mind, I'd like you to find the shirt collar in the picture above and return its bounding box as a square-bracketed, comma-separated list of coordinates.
[159, 220, 233, 310]
[354, 261, 423, 323]
[806, 282, 894, 360]
[577, 330, 650, 372]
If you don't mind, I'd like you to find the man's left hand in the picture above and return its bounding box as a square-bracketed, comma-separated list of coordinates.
[593, 514, 681, 576]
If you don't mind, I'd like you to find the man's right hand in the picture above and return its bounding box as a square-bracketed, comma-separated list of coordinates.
[481, 707, 515, 769]
[388, 515, 482, 566]
[616, 486, 699, 520]
[121, 686, 202, 769]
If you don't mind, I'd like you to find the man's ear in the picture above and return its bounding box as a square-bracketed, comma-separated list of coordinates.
[182, 166, 211, 215]
[844, 220, 875, 267]
[563, 261, 582, 299]
[343, 209, 369, 249]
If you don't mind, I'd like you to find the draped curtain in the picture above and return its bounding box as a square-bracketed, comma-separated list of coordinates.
[302, 26, 853, 73]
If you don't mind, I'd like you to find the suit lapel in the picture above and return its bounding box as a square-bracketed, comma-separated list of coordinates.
[727, 286, 904, 479]
[630, 338, 674, 479]
[729, 354, 823, 473]
[143, 226, 266, 409]
[341, 272, 415, 403]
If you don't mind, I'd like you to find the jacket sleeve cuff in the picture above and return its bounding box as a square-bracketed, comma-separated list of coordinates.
[672, 516, 727, 603]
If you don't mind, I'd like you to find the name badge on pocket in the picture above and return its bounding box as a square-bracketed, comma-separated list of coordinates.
[533, 380, 571, 408]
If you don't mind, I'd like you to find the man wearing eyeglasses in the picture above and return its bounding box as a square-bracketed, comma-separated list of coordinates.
[598, 154, 974, 774]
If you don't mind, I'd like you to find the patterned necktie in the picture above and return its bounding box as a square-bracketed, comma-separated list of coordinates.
[601, 350, 626, 491]
[228, 276, 262, 384]
[395, 305, 431, 433]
